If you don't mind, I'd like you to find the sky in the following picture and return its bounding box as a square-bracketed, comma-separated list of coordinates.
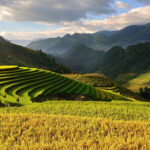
[0, 0, 150, 40]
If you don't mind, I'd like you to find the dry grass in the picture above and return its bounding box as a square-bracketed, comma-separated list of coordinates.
[0, 113, 150, 150]
[64, 73, 113, 87]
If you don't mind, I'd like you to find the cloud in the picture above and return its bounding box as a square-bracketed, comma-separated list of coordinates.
[0, 0, 114, 23]
[136, 0, 150, 4]
[83, 6, 150, 31]
[0, 21, 94, 40]
[116, 1, 130, 9]
[1, 6, 150, 40]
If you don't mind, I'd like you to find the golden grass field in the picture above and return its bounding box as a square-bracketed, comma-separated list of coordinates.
[1, 113, 150, 150]
[1, 101, 150, 150]
[0, 66, 150, 149]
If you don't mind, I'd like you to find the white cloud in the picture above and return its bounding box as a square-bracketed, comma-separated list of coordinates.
[1, 6, 150, 40]
[0, 0, 114, 23]
[0, 25, 94, 40]
[116, 1, 130, 9]
[83, 6, 150, 31]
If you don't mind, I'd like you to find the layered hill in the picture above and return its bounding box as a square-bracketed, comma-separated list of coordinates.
[0, 66, 132, 106]
[0, 41, 71, 74]
[27, 23, 150, 55]
[56, 44, 105, 72]
[116, 72, 150, 92]
[64, 73, 144, 101]
[98, 42, 150, 78]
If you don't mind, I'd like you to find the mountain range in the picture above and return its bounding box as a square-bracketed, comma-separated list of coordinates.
[1, 22, 150, 80]
[27, 23, 150, 55]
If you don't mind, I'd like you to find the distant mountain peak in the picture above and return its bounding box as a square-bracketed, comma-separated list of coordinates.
[64, 34, 71, 38]
[28, 22, 150, 55]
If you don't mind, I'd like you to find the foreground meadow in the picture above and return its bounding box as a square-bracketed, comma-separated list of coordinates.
[1, 113, 150, 150]
[1, 101, 150, 149]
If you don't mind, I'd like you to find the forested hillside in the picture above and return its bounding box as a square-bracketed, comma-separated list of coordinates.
[98, 42, 150, 78]
[57, 44, 105, 72]
[0, 41, 71, 74]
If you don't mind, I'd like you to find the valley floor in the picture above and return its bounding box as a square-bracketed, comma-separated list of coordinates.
[1, 101, 150, 149]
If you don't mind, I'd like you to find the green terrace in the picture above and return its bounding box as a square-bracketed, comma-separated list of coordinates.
[0, 66, 132, 106]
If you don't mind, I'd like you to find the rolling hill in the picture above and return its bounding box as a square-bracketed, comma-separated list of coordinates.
[56, 44, 105, 72]
[0, 66, 133, 106]
[115, 72, 150, 93]
[97, 42, 150, 78]
[64, 73, 144, 101]
[0, 41, 71, 74]
[27, 23, 150, 55]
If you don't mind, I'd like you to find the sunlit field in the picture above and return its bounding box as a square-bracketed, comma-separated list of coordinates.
[1, 113, 150, 150]
[1, 101, 150, 149]
[1, 101, 150, 121]
[0, 66, 150, 149]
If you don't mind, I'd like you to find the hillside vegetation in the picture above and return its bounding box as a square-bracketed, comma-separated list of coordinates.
[64, 73, 113, 87]
[57, 44, 105, 72]
[0, 66, 133, 106]
[55, 41, 150, 74]
[98, 42, 150, 78]
[0, 41, 71, 74]
[64, 73, 144, 101]
[116, 72, 150, 92]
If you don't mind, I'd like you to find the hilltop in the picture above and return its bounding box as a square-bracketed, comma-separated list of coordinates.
[0, 41, 71, 74]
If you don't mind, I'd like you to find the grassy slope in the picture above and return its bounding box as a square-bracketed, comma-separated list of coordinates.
[0, 66, 134, 107]
[0, 66, 96, 105]
[116, 72, 150, 92]
[1, 101, 150, 149]
[64, 73, 143, 101]
[64, 74, 113, 87]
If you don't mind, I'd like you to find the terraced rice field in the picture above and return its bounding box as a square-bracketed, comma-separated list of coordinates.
[0, 66, 132, 106]
[0, 66, 146, 149]
[64, 74, 114, 87]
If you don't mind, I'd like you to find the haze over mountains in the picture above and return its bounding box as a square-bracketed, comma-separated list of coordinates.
[28, 23, 150, 55]
[26, 23, 150, 77]
[0, 40, 71, 74]
[11, 40, 32, 47]
[1, 22, 150, 80]
[56, 44, 105, 73]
